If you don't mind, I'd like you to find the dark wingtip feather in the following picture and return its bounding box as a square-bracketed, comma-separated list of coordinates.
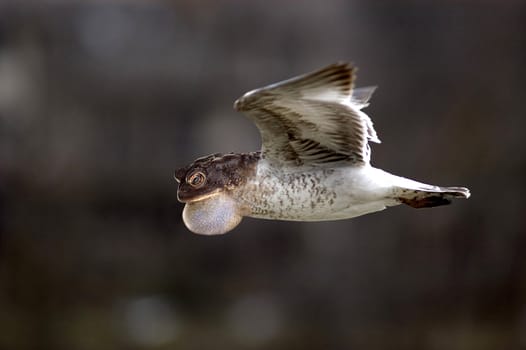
[398, 186, 470, 208]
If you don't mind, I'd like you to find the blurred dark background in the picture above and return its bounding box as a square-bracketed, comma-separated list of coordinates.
[0, 1, 525, 349]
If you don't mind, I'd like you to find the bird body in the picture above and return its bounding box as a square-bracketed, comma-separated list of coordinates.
[175, 63, 470, 235]
[239, 159, 392, 221]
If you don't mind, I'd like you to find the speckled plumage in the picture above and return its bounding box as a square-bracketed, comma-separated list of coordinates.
[175, 62, 470, 235]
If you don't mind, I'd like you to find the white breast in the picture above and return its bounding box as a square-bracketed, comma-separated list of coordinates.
[236, 162, 397, 222]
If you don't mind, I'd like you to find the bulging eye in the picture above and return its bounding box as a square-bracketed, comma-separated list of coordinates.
[187, 171, 206, 188]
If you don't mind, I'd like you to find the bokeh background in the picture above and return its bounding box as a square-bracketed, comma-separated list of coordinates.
[1, 1, 525, 349]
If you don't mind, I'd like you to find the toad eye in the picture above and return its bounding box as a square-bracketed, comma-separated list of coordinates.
[187, 171, 206, 188]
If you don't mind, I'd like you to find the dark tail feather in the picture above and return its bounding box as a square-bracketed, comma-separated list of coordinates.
[398, 186, 470, 209]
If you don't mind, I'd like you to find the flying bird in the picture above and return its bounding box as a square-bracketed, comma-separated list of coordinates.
[174, 63, 470, 235]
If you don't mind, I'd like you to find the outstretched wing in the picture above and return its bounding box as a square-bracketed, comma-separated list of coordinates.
[234, 62, 380, 167]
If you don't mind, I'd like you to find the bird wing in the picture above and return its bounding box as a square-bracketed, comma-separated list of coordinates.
[234, 62, 380, 167]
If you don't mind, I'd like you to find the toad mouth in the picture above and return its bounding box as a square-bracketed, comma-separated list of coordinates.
[177, 189, 222, 204]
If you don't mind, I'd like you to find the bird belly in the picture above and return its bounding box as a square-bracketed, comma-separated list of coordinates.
[238, 165, 397, 222]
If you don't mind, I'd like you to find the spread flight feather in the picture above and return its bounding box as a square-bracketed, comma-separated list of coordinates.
[234, 62, 380, 167]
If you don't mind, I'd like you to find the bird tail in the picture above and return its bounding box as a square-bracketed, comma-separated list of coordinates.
[396, 185, 470, 208]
